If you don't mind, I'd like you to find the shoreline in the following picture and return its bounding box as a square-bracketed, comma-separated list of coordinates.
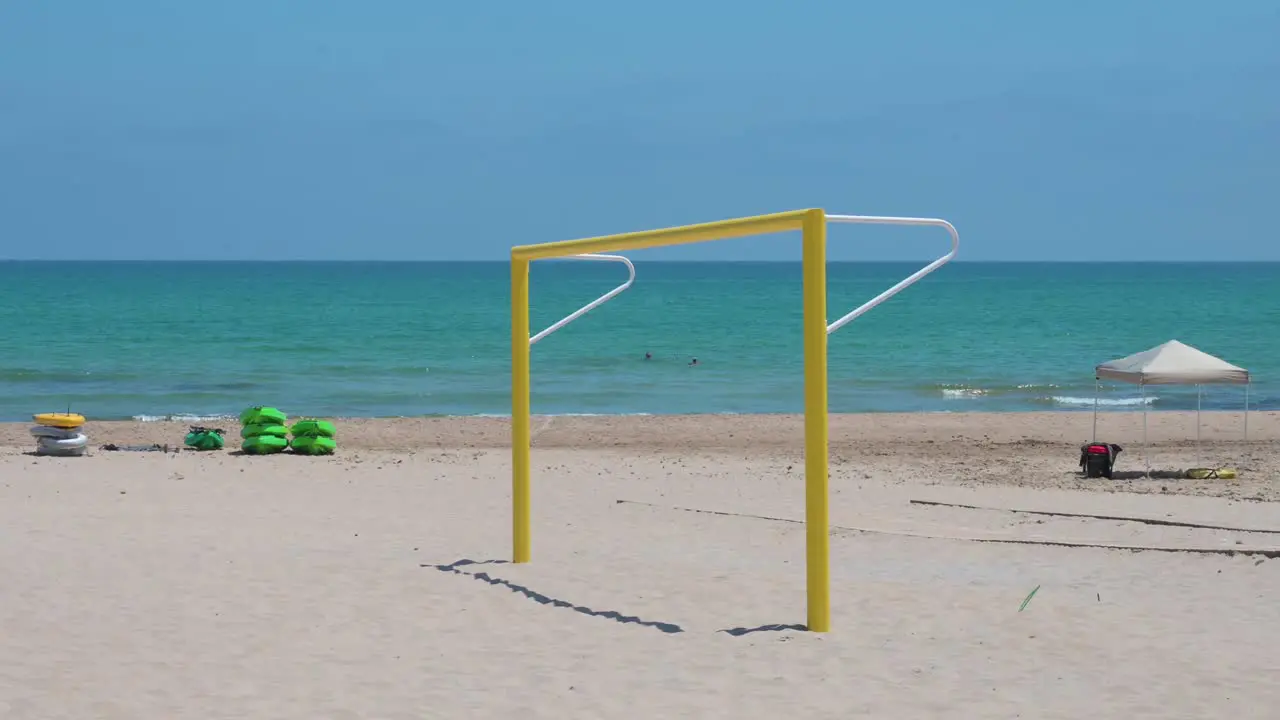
[4, 410, 1276, 452]
[110, 405, 1262, 422]
[6, 405, 1270, 422]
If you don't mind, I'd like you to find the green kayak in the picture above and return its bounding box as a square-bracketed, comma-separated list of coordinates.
[290, 419, 336, 438]
[241, 423, 289, 439]
[242, 434, 289, 455]
[239, 406, 287, 426]
[291, 435, 337, 455]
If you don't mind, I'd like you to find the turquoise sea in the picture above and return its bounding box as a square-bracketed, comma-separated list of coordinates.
[0, 261, 1275, 422]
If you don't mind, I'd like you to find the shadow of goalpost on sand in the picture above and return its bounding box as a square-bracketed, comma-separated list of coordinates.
[424, 558, 685, 634]
[425, 559, 810, 637]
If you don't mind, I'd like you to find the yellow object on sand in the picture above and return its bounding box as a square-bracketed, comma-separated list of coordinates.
[33, 412, 86, 429]
[1185, 467, 1238, 480]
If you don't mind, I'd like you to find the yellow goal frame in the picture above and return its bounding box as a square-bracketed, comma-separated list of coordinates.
[510, 208, 959, 633]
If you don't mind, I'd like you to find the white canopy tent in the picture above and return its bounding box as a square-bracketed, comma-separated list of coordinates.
[1093, 339, 1251, 469]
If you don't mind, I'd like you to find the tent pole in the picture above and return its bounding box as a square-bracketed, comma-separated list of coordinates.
[1092, 378, 1099, 441]
[1142, 383, 1149, 477]
[1244, 381, 1250, 442]
[1196, 384, 1202, 468]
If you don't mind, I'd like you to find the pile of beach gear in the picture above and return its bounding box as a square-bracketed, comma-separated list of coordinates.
[30, 412, 89, 457]
[183, 425, 226, 451]
[289, 418, 337, 455]
[239, 406, 290, 455]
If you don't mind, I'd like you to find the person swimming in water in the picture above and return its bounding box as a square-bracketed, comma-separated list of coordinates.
[689, 357, 698, 366]
[644, 352, 652, 360]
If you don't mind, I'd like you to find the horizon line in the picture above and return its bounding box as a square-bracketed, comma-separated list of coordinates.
[4, 259, 1280, 265]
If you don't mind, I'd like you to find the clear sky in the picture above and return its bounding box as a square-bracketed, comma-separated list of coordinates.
[1, 1, 1277, 261]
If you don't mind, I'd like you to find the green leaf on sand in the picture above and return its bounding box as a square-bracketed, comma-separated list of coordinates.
[1019, 585, 1041, 612]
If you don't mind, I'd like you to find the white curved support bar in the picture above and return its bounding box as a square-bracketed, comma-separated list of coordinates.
[824, 214, 959, 335]
[529, 253, 636, 346]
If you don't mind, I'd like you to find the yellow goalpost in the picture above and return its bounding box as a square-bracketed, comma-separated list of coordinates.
[510, 208, 959, 632]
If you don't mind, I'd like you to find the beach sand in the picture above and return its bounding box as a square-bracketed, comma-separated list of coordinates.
[2, 411, 1278, 718]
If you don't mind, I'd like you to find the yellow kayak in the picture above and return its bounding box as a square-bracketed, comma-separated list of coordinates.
[1185, 467, 1238, 480]
[33, 412, 86, 429]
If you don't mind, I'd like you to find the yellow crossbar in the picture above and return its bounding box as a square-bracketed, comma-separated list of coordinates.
[511, 209, 813, 261]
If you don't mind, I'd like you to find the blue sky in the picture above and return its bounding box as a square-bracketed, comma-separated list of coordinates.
[1, 1, 1277, 261]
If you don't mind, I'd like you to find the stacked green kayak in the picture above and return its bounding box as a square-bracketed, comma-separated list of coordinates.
[184, 425, 226, 451]
[239, 406, 289, 454]
[289, 418, 337, 455]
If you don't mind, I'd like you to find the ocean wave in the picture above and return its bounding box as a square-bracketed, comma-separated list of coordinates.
[1050, 396, 1156, 407]
[936, 384, 1157, 408]
[0, 368, 134, 384]
[936, 382, 1060, 399]
[941, 388, 988, 399]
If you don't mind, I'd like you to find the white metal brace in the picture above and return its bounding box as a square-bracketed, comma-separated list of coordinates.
[529, 253, 636, 346]
[527, 215, 955, 345]
[824, 214, 960, 334]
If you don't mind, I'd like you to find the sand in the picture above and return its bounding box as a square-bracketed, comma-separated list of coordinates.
[2, 411, 1278, 718]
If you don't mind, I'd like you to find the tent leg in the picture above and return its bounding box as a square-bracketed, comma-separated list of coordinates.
[1244, 381, 1251, 473]
[1092, 379, 1099, 442]
[1196, 384, 1202, 468]
[1244, 382, 1250, 442]
[1142, 384, 1149, 477]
